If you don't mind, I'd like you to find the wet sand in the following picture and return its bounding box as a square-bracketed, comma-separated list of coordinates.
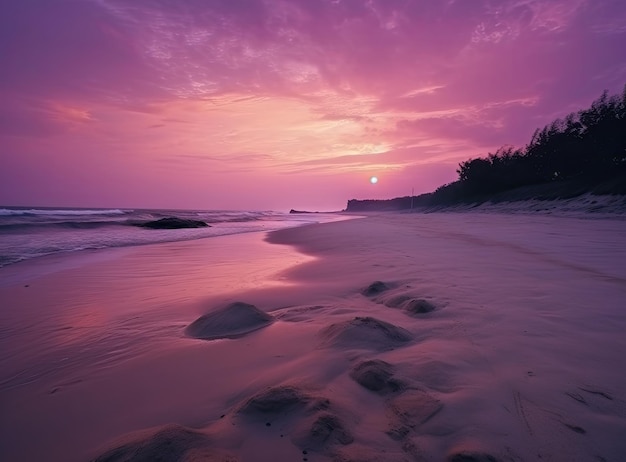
[1, 212, 626, 461]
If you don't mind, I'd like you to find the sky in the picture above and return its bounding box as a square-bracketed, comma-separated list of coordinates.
[1, 0, 625, 211]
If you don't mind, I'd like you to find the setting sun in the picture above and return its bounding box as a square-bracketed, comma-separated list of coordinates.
[370, 176, 378, 184]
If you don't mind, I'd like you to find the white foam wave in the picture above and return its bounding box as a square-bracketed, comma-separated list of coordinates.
[0, 208, 127, 216]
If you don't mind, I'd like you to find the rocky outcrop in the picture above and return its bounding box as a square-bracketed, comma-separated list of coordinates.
[138, 217, 210, 229]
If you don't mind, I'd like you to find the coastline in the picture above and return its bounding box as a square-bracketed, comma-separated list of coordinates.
[1, 212, 626, 461]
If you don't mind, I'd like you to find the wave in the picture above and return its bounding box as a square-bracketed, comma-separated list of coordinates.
[0, 208, 128, 216]
[0, 214, 278, 232]
[0, 210, 350, 269]
[0, 220, 132, 231]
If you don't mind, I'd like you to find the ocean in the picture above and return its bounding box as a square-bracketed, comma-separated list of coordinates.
[0, 207, 344, 268]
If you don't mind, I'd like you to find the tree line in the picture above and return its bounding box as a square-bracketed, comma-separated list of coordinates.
[345, 86, 625, 211]
[431, 85, 626, 202]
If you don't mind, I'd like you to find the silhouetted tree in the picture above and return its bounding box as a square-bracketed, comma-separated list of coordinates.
[454, 85, 626, 196]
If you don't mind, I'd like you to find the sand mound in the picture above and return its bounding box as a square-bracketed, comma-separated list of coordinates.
[447, 452, 500, 462]
[361, 281, 390, 296]
[382, 295, 411, 308]
[92, 424, 236, 462]
[292, 412, 354, 451]
[380, 294, 437, 315]
[404, 298, 436, 315]
[237, 385, 326, 418]
[185, 302, 273, 340]
[349, 360, 403, 394]
[319, 317, 412, 351]
[387, 389, 443, 429]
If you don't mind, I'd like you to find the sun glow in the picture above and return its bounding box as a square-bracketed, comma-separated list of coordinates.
[370, 176, 378, 184]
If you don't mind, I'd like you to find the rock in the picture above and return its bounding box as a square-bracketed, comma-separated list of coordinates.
[138, 217, 209, 229]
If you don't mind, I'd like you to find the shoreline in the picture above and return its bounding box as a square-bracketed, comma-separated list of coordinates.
[1, 212, 626, 461]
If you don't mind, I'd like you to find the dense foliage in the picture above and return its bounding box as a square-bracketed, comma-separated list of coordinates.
[346, 86, 626, 211]
[436, 86, 626, 200]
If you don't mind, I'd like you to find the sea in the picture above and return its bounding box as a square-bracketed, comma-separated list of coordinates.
[0, 207, 345, 268]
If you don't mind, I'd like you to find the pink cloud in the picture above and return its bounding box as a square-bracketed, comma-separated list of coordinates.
[1, 0, 625, 210]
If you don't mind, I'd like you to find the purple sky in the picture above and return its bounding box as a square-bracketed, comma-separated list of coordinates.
[1, 0, 625, 211]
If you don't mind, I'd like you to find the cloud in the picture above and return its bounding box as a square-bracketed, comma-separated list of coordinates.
[1, 0, 625, 209]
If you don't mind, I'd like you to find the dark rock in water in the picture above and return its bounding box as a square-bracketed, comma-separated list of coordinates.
[92, 424, 237, 462]
[185, 302, 273, 340]
[361, 281, 390, 296]
[404, 299, 436, 315]
[139, 217, 210, 229]
[289, 209, 317, 214]
[349, 360, 403, 394]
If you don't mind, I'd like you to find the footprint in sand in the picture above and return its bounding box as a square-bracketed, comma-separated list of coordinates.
[386, 389, 443, 435]
[349, 357, 444, 458]
[364, 282, 439, 317]
[512, 390, 598, 459]
[185, 302, 273, 340]
[565, 385, 626, 418]
[384, 293, 438, 314]
[236, 384, 354, 456]
[349, 359, 405, 395]
[292, 412, 354, 451]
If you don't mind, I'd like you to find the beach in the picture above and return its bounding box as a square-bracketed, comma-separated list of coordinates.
[1, 211, 626, 461]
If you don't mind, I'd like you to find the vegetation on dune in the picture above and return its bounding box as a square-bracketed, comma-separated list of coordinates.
[347, 86, 626, 211]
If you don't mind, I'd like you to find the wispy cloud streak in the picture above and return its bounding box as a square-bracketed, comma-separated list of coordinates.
[1, 0, 624, 209]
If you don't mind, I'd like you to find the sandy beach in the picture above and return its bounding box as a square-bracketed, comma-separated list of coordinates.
[1, 211, 626, 461]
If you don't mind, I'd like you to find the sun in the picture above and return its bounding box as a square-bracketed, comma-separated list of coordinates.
[370, 176, 378, 184]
